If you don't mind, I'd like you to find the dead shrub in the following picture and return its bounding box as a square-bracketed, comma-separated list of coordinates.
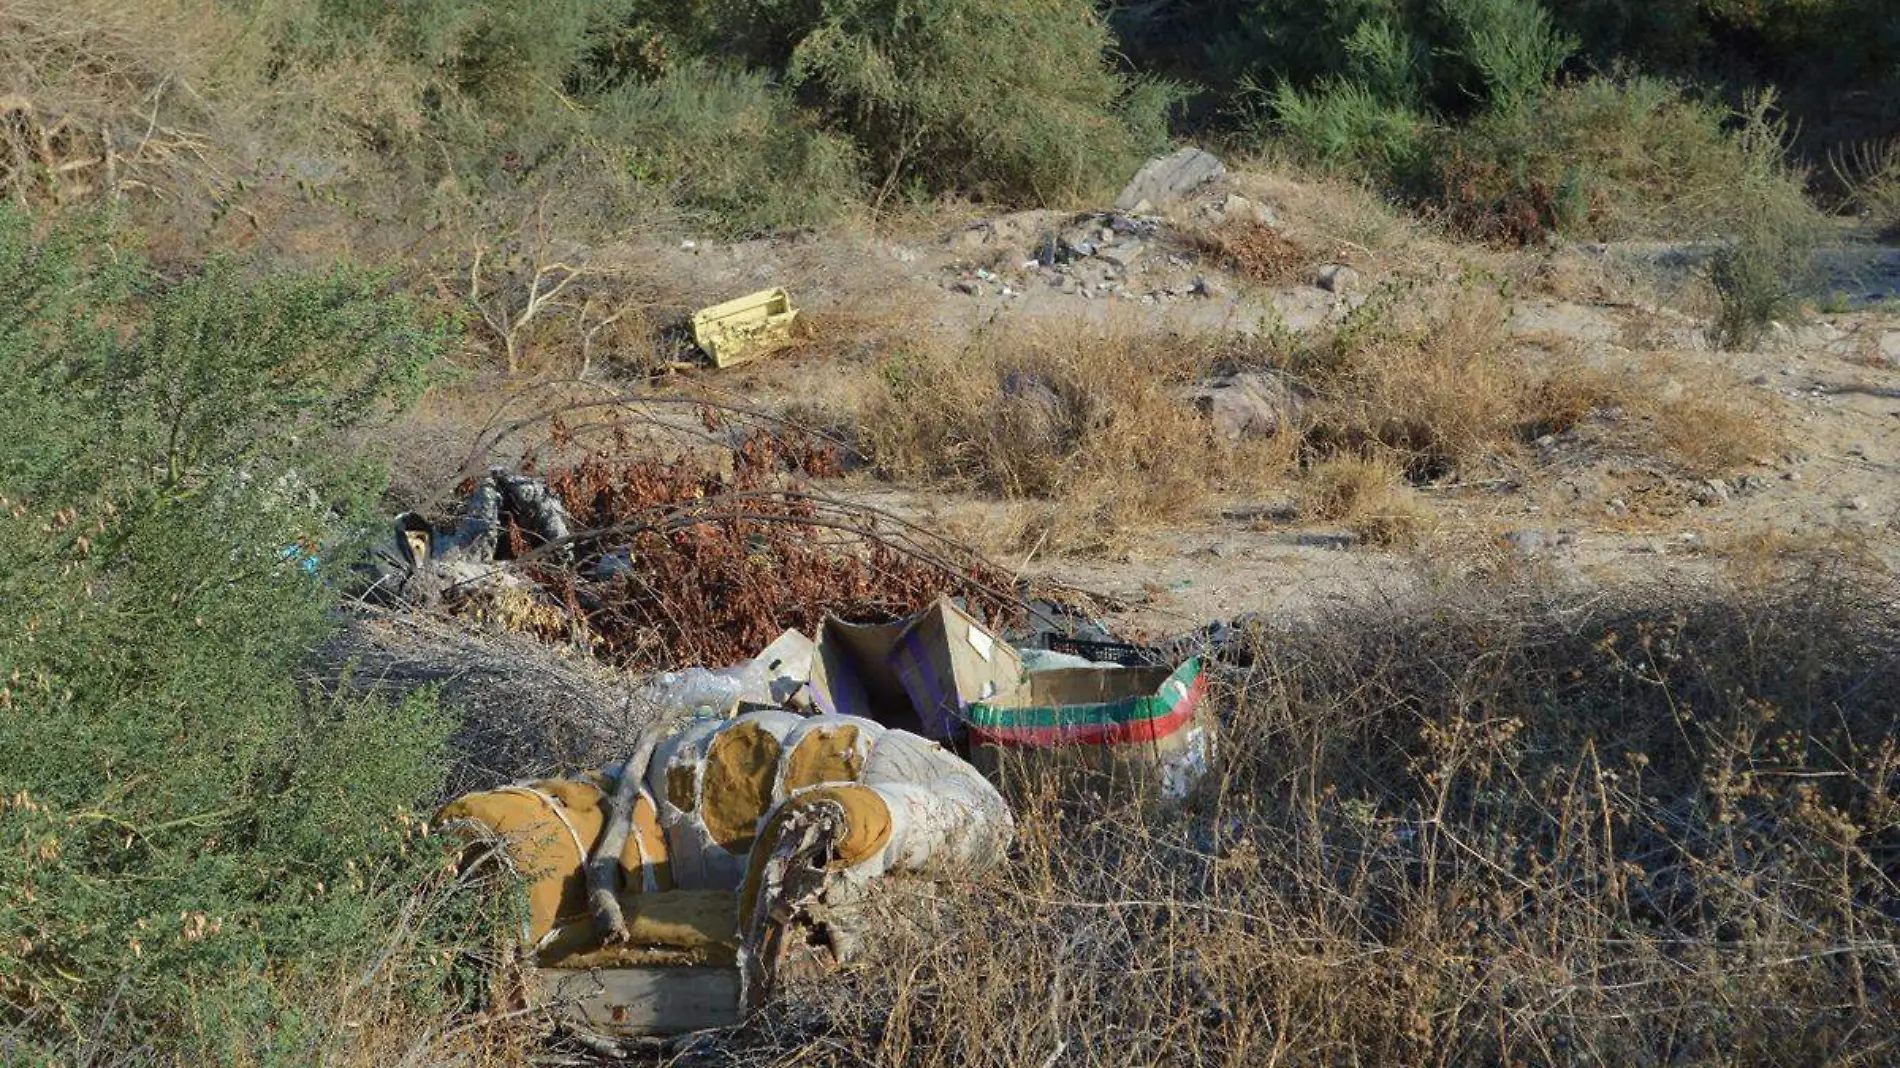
[857, 324, 1286, 552]
[1297, 283, 1526, 480]
[512, 422, 1019, 669]
[1189, 218, 1314, 285]
[1297, 454, 1433, 547]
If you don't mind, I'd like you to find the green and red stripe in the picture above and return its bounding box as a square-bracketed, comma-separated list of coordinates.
[966, 658, 1204, 747]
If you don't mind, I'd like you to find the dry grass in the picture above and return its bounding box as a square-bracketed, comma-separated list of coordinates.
[852, 281, 1777, 555]
[1294, 283, 1527, 481]
[639, 565, 1900, 1067]
[1296, 454, 1434, 547]
[857, 322, 1289, 553]
[1531, 355, 1781, 476]
[1833, 136, 1900, 238]
[1279, 281, 1779, 484]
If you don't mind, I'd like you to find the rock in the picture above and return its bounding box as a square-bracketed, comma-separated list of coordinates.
[1500, 530, 1550, 556]
[1879, 331, 1900, 363]
[1315, 264, 1360, 294]
[1690, 479, 1730, 506]
[1100, 242, 1145, 269]
[1294, 532, 1359, 550]
[1192, 275, 1230, 300]
[1115, 147, 1226, 212]
[952, 280, 983, 297]
[1845, 496, 1871, 511]
[1501, 530, 1574, 556]
[1187, 372, 1305, 442]
[1219, 193, 1278, 227]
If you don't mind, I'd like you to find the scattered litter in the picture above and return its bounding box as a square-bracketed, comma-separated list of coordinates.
[690, 287, 800, 368]
[808, 597, 1022, 740]
[354, 469, 575, 606]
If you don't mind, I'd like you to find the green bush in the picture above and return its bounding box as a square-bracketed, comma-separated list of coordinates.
[773, 0, 1176, 204]
[592, 62, 864, 236]
[0, 209, 495, 1060]
[1704, 96, 1822, 348]
[306, 0, 640, 112]
[1261, 80, 1434, 183]
[267, 0, 1176, 227]
[1435, 0, 1576, 113]
[1440, 75, 1822, 242]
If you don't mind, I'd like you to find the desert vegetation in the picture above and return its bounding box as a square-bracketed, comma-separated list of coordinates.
[2, 0, 1897, 1063]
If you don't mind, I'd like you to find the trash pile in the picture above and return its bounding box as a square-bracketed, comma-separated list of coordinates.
[438, 707, 1013, 1035]
[356, 423, 1019, 670]
[354, 421, 1221, 1043]
[434, 592, 1213, 1041]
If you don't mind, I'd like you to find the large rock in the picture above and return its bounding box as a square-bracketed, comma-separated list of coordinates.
[1187, 372, 1306, 441]
[1116, 148, 1225, 213]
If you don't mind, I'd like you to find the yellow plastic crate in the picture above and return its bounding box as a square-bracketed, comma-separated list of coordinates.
[690, 287, 800, 368]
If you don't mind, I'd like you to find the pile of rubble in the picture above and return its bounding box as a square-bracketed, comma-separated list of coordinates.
[940, 146, 1344, 308]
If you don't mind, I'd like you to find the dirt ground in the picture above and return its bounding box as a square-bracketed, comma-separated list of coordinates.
[398, 168, 1900, 642]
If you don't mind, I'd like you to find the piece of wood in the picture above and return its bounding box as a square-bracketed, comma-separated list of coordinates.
[587, 726, 664, 943]
[532, 966, 742, 1036]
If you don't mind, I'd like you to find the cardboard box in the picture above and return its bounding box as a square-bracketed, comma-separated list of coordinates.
[807, 598, 1023, 741]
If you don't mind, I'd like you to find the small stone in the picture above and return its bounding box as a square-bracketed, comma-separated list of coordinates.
[1219, 193, 1277, 227]
[1846, 496, 1870, 511]
[1192, 275, 1230, 300]
[1501, 530, 1552, 556]
[1100, 242, 1145, 269]
[1187, 372, 1306, 442]
[1880, 331, 1900, 363]
[1294, 532, 1359, 550]
[1690, 479, 1730, 506]
[1315, 264, 1360, 294]
[952, 280, 983, 297]
[1606, 497, 1629, 517]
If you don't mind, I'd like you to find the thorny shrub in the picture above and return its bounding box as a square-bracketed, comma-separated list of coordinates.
[492, 419, 1018, 670]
